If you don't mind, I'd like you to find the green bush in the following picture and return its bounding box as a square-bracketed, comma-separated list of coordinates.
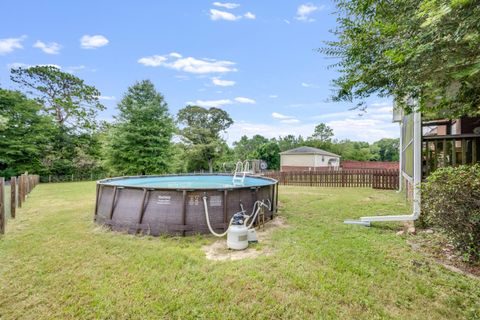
[421, 164, 480, 263]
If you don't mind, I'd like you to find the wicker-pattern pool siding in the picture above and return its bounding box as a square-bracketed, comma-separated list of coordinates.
[94, 174, 278, 236]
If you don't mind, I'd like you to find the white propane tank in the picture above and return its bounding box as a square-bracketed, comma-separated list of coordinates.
[227, 225, 249, 250]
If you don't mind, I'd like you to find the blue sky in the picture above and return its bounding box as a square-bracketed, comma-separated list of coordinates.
[0, 0, 398, 144]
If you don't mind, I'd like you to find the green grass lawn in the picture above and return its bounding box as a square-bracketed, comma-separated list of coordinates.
[0, 182, 479, 319]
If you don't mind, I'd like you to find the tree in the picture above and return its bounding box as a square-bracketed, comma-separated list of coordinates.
[105, 80, 174, 175]
[372, 138, 399, 161]
[252, 142, 281, 170]
[310, 123, 334, 142]
[275, 134, 305, 152]
[177, 106, 233, 173]
[233, 134, 269, 160]
[10, 65, 105, 130]
[0, 88, 56, 177]
[322, 0, 480, 117]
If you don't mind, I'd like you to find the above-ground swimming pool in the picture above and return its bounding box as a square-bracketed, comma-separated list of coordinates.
[94, 174, 278, 236]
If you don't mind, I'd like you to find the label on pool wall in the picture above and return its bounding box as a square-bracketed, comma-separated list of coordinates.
[209, 195, 222, 207]
[188, 195, 200, 206]
[157, 195, 171, 205]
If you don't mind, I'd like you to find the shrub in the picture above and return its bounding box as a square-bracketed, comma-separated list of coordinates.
[421, 164, 480, 262]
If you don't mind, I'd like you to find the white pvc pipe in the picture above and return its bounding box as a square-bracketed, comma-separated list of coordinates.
[348, 108, 421, 224]
[244, 200, 270, 229]
[397, 122, 403, 193]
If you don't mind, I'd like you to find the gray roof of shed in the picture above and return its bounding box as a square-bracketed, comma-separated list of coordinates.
[279, 146, 341, 158]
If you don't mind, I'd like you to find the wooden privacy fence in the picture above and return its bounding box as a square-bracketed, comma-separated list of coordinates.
[0, 174, 40, 235]
[263, 169, 399, 190]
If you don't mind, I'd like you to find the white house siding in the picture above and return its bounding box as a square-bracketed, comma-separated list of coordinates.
[281, 154, 316, 167]
[280, 154, 340, 171]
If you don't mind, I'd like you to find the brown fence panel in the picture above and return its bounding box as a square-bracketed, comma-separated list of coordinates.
[263, 169, 398, 190]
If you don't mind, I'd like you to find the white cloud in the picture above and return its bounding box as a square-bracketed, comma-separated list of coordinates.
[295, 3, 324, 22]
[138, 53, 237, 74]
[175, 74, 190, 81]
[301, 82, 321, 88]
[0, 36, 26, 54]
[269, 94, 278, 98]
[209, 8, 256, 21]
[373, 106, 393, 114]
[171, 57, 236, 73]
[210, 9, 241, 21]
[234, 97, 256, 104]
[225, 121, 315, 145]
[98, 95, 116, 101]
[326, 118, 397, 142]
[212, 2, 240, 9]
[312, 111, 358, 120]
[226, 116, 397, 145]
[187, 99, 233, 108]
[225, 99, 397, 145]
[185, 96, 256, 108]
[272, 111, 301, 124]
[272, 112, 294, 120]
[169, 52, 182, 58]
[212, 77, 235, 86]
[138, 55, 168, 67]
[33, 40, 61, 54]
[80, 35, 109, 49]
[64, 65, 86, 73]
[280, 118, 300, 124]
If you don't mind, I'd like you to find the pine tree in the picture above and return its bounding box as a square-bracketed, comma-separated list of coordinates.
[106, 80, 174, 175]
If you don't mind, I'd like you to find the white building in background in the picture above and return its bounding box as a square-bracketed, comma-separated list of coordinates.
[280, 146, 340, 172]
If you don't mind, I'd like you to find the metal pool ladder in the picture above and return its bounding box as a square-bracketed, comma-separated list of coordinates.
[232, 160, 250, 185]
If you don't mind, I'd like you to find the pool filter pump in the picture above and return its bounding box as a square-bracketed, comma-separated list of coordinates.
[203, 196, 270, 251]
[226, 212, 249, 250]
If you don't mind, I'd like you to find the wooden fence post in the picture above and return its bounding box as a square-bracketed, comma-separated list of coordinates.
[17, 175, 23, 208]
[0, 177, 5, 234]
[10, 177, 16, 218]
[21, 174, 26, 203]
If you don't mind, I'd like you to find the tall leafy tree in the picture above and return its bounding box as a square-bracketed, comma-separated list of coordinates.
[106, 80, 174, 175]
[10, 65, 105, 129]
[0, 88, 56, 177]
[310, 123, 334, 142]
[233, 134, 269, 160]
[177, 106, 233, 173]
[252, 142, 281, 170]
[371, 138, 400, 161]
[275, 134, 305, 152]
[322, 0, 480, 117]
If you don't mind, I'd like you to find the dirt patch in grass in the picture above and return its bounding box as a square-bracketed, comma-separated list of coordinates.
[202, 215, 288, 261]
[407, 229, 480, 279]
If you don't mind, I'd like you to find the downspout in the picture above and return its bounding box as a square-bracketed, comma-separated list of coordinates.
[396, 121, 403, 193]
[344, 109, 421, 225]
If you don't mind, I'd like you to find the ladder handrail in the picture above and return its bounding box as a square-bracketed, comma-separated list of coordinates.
[232, 160, 249, 185]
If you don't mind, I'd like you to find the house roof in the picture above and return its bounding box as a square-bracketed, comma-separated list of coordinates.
[279, 146, 341, 158]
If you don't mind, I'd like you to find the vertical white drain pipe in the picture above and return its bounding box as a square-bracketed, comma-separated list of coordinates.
[397, 121, 403, 193]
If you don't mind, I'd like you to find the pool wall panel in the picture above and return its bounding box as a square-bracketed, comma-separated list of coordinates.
[94, 174, 278, 236]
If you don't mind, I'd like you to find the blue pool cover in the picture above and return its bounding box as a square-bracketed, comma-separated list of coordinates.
[102, 175, 276, 189]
